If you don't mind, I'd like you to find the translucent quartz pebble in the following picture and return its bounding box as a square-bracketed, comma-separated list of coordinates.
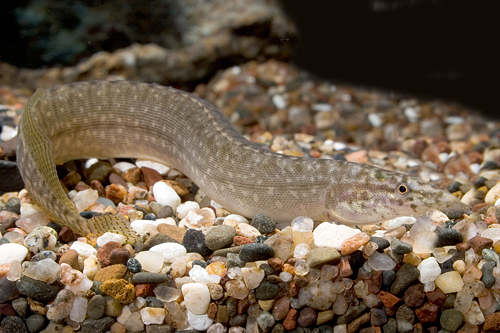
[435, 271, 464, 293]
[16, 212, 50, 233]
[22, 258, 61, 284]
[73, 189, 98, 212]
[418, 257, 441, 284]
[23, 226, 57, 253]
[386, 216, 416, 230]
[412, 231, 438, 254]
[298, 280, 336, 310]
[66, 276, 93, 294]
[294, 259, 310, 276]
[433, 247, 453, 263]
[149, 243, 187, 263]
[279, 271, 293, 282]
[96, 232, 126, 247]
[153, 182, 181, 209]
[409, 216, 436, 240]
[0, 243, 28, 265]
[223, 214, 248, 227]
[135, 251, 164, 272]
[154, 285, 182, 302]
[367, 252, 396, 271]
[291, 216, 314, 232]
[294, 243, 310, 259]
[83, 255, 100, 279]
[189, 265, 221, 284]
[113, 161, 136, 173]
[70, 241, 97, 258]
[6, 260, 22, 281]
[20, 202, 44, 218]
[70, 296, 88, 322]
[481, 227, 500, 243]
[455, 283, 474, 314]
[241, 267, 265, 290]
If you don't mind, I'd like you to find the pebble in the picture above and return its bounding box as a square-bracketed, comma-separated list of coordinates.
[0, 316, 28, 333]
[16, 276, 60, 302]
[25, 314, 45, 333]
[306, 247, 341, 267]
[390, 263, 420, 295]
[239, 243, 275, 262]
[153, 182, 181, 209]
[182, 283, 211, 315]
[313, 223, 360, 250]
[0, 242, 28, 265]
[205, 225, 237, 250]
[182, 229, 212, 256]
[132, 272, 169, 284]
[87, 295, 106, 319]
[251, 214, 276, 234]
[440, 309, 464, 331]
[435, 271, 464, 293]
[149, 242, 187, 263]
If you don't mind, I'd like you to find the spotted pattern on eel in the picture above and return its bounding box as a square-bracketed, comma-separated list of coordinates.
[16, 81, 467, 243]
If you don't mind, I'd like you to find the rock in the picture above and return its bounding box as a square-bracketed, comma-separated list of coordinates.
[141, 307, 166, 325]
[132, 272, 169, 284]
[205, 225, 237, 250]
[257, 311, 275, 330]
[99, 278, 135, 304]
[0, 243, 28, 265]
[283, 309, 298, 331]
[21, 258, 61, 284]
[415, 302, 439, 323]
[239, 243, 275, 262]
[390, 263, 420, 295]
[12, 298, 28, 318]
[182, 283, 210, 315]
[150, 243, 187, 263]
[306, 247, 341, 267]
[481, 261, 496, 288]
[187, 312, 213, 331]
[435, 271, 464, 293]
[341, 232, 370, 255]
[0, 316, 28, 333]
[141, 166, 163, 187]
[182, 229, 212, 256]
[264, 228, 294, 261]
[70, 240, 97, 258]
[46, 289, 75, 322]
[484, 312, 500, 331]
[126, 257, 142, 273]
[26, 314, 45, 333]
[153, 182, 181, 209]
[367, 252, 396, 271]
[255, 281, 279, 300]
[94, 264, 128, 282]
[370, 308, 388, 326]
[241, 267, 265, 290]
[59, 249, 79, 269]
[272, 296, 290, 321]
[298, 280, 336, 311]
[417, 257, 441, 284]
[157, 223, 186, 243]
[108, 247, 131, 265]
[87, 295, 105, 319]
[251, 214, 276, 234]
[469, 235, 493, 254]
[377, 291, 400, 308]
[225, 279, 249, 300]
[391, 239, 413, 254]
[16, 276, 60, 302]
[80, 317, 115, 333]
[440, 309, 463, 331]
[435, 227, 463, 247]
[403, 283, 426, 307]
[313, 223, 360, 250]
[369, 236, 390, 251]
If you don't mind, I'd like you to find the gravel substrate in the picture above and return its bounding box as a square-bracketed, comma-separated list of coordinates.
[1, 60, 500, 332]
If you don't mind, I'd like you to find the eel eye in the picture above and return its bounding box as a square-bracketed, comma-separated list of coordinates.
[396, 183, 409, 196]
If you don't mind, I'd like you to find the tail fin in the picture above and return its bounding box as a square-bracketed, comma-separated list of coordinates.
[85, 214, 140, 245]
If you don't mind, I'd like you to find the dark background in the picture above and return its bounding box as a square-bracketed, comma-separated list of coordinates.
[279, 0, 497, 117]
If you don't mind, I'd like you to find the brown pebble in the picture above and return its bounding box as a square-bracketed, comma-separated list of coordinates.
[121, 167, 141, 184]
[484, 312, 500, 331]
[360, 328, 381, 333]
[462, 265, 483, 283]
[141, 166, 163, 187]
[368, 270, 383, 294]
[238, 298, 250, 314]
[94, 264, 128, 282]
[267, 257, 284, 271]
[162, 180, 190, 196]
[456, 242, 471, 252]
[297, 307, 317, 327]
[338, 258, 353, 277]
[58, 227, 77, 243]
[413, 323, 424, 333]
[157, 205, 174, 219]
[233, 236, 254, 246]
[425, 288, 446, 306]
[74, 181, 90, 191]
[207, 302, 217, 319]
[383, 226, 407, 239]
[96, 241, 122, 267]
[283, 309, 297, 330]
[414, 302, 439, 323]
[293, 275, 309, 288]
[0, 303, 16, 316]
[135, 284, 154, 297]
[109, 173, 129, 189]
[157, 223, 186, 243]
[90, 179, 106, 197]
[59, 249, 79, 269]
[457, 323, 479, 333]
[377, 291, 400, 308]
[215, 305, 229, 323]
[403, 284, 425, 307]
[109, 248, 131, 265]
[272, 296, 290, 321]
[469, 235, 493, 254]
[99, 278, 135, 304]
[348, 312, 370, 332]
[62, 170, 82, 187]
[106, 184, 127, 204]
[288, 282, 299, 298]
[340, 232, 370, 255]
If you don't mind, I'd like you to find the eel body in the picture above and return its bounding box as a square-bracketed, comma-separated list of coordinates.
[16, 81, 465, 242]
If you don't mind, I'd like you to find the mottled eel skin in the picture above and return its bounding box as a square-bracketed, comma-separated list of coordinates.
[16, 81, 466, 242]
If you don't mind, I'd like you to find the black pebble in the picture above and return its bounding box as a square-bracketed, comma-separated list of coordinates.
[370, 236, 390, 252]
[239, 243, 275, 262]
[126, 258, 142, 273]
[382, 270, 396, 289]
[0, 316, 28, 333]
[145, 296, 164, 308]
[192, 260, 207, 268]
[80, 211, 98, 219]
[474, 176, 487, 187]
[26, 314, 46, 333]
[256, 235, 267, 243]
[182, 229, 212, 256]
[143, 213, 157, 221]
[435, 227, 464, 247]
[448, 181, 462, 193]
[251, 214, 276, 234]
[255, 280, 279, 300]
[482, 261, 496, 288]
[481, 161, 499, 170]
[47, 222, 62, 233]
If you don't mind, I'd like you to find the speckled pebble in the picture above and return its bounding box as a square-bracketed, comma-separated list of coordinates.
[251, 214, 276, 234]
[126, 257, 142, 273]
[239, 243, 275, 262]
[132, 272, 169, 284]
[182, 229, 212, 256]
[205, 225, 237, 250]
[440, 309, 463, 331]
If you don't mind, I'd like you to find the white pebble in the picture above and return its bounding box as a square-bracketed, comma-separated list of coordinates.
[0, 125, 17, 141]
[66, 276, 93, 294]
[83, 255, 100, 279]
[312, 103, 333, 112]
[0, 243, 28, 265]
[404, 107, 419, 122]
[291, 216, 314, 232]
[223, 214, 248, 227]
[149, 243, 187, 263]
[235, 223, 261, 240]
[84, 158, 99, 169]
[73, 189, 98, 212]
[135, 160, 170, 175]
[182, 283, 210, 315]
[294, 243, 310, 259]
[367, 252, 396, 271]
[176, 201, 200, 219]
[153, 182, 181, 209]
[140, 307, 165, 325]
[417, 257, 441, 284]
[113, 161, 137, 173]
[241, 267, 265, 290]
[135, 251, 164, 273]
[313, 223, 360, 250]
[480, 227, 500, 243]
[188, 311, 214, 331]
[435, 271, 464, 294]
[189, 265, 221, 284]
[368, 113, 383, 127]
[130, 219, 166, 235]
[70, 296, 88, 322]
[70, 241, 97, 258]
[96, 232, 127, 247]
[485, 182, 500, 204]
[413, 231, 438, 254]
[469, 163, 480, 174]
[385, 216, 416, 230]
[20, 203, 45, 218]
[272, 95, 287, 109]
